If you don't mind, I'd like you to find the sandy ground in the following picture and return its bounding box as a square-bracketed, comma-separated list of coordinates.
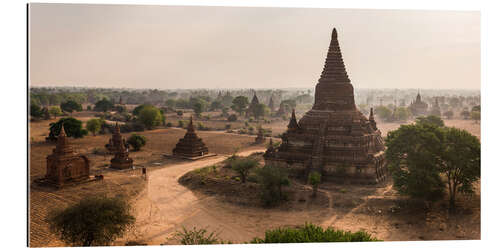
[29, 114, 480, 246]
[119, 150, 479, 245]
[118, 149, 267, 245]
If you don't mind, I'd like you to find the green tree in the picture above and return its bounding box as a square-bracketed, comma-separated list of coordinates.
[127, 133, 147, 151]
[132, 104, 149, 116]
[415, 115, 444, 127]
[138, 106, 163, 129]
[227, 114, 238, 122]
[308, 171, 322, 197]
[210, 100, 223, 111]
[471, 105, 480, 112]
[393, 107, 411, 122]
[60, 100, 82, 114]
[47, 196, 135, 246]
[231, 96, 249, 115]
[253, 103, 270, 120]
[193, 101, 206, 117]
[440, 127, 481, 210]
[86, 119, 102, 136]
[93, 98, 114, 112]
[114, 105, 126, 113]
[256, 165, 290, 206]
[48, 117, 88, 140]
[49, 106, 63, 118]
[165, 99, 176, 108]
[471, 111, 480, 123]
[374, 106, 392, 122]
[385, 124, 445, 202]
[231, 158, 259, 183]
[30, 103, 44, 119]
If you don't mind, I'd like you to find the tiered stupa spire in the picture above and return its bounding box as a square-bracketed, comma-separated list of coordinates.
[287, 109, 300, 131]
[172, 116, 209, 158]
[313, 28, 355, 111]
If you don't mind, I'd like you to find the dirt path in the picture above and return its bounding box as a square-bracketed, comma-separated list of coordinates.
[121, 149, 270, 245]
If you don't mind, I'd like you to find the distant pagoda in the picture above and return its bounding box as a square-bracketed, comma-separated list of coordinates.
[268, 95, 275, 112]
[173, 117, 209, 158]
[46, 126, 90, 187]
[110, 135, 133, 170]
[106, 123, 127, 153]
[247, 92, 260, 118]
[409, 91, 428, 116]
[430, 97, 441, 117]
[264, 28, 388, 184]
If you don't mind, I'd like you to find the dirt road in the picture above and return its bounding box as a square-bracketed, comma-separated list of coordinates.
[121, 149, 273, 245]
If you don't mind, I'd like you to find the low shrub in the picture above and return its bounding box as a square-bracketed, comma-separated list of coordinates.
[127, 133, 147, 151]
[250, 223, 379, 243]
[227, 114, 237, 122]
[173, 227, 230, 245]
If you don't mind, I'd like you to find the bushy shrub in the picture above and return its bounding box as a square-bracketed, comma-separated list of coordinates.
[118, 122, 145, 133]
[250, 223, 379, 243]
[178, 120, 185, 128]
[230, 158, 259, 183]
[173, 227, 230, 245]
[227, 114, 237, 122]
[308, 171, 321, 197]
[166, 122, 173, 127]
[127, 133, 147, 151]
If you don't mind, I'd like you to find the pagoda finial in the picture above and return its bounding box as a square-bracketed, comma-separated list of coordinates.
[59, 123, 67, 138]
[332, 27, 337, 38]
[369, 107, 378, 130]
[287, 109, 300, 131]
[187, 116, 195, 132]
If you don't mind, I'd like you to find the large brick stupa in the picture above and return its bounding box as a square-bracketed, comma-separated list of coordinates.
[264, 28, 388, 184]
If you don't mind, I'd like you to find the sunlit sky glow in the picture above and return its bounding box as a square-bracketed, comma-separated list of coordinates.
[29, 4, 480, 90]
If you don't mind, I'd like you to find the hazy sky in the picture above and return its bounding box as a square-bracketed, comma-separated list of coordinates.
[29, 4, 480, 90]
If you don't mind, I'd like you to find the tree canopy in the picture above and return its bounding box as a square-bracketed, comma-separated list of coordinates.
[60, 100, 82, 114]
[47, 196, 135, 246]
[137, 105, 163, 129]
[415, 115, 444, 127]
[93, 98, 114, 112]
[231, 96, 249, 115]
[47, 117, 88, 140]
[86, 119, 103, 136]
[386, 123, 481, 209]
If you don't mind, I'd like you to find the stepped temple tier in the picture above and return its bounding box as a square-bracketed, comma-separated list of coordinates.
[172, 117, 210, 159]
[264, 28, 388, 184]
[45, 126, 90, 187]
